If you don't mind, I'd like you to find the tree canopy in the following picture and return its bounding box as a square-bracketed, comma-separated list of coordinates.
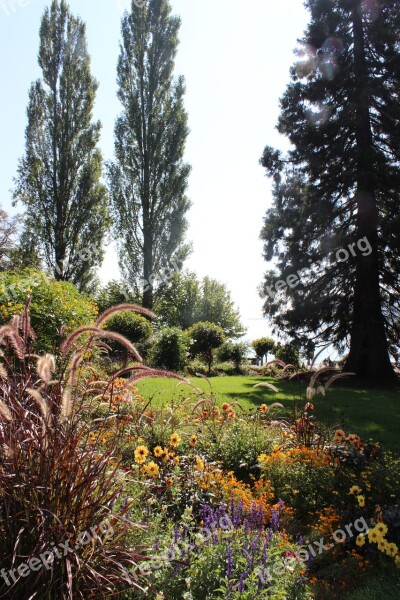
[13, 0, 109, 292]
[259, 0, 400, 379]
[108, 0, 191, 309]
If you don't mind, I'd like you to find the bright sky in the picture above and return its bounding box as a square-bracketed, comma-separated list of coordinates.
[0, 0, 310, 342]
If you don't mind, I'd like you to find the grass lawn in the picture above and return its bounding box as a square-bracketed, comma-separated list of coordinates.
[138, 374, 400, 452]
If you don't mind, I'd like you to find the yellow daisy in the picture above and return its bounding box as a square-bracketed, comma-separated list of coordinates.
[357, 495, 365, 507]
[349, 485, 362, 496]
[386, 543, 398, 558]
[355, 534, 365, 547]
[134, 445, 149, 464]
[145, 461, 159, 478]
[375, 522, 388, 536]
[377, 538, 388, 553]
[153, 446, 164, 458]
[170, 433, 181, 448]
[189, 435, 198, 447]
[195, 456, 204, 471]
[367, 528, 382, 544]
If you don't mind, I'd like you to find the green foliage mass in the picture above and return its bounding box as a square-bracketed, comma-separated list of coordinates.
[0, 270, 97, 351]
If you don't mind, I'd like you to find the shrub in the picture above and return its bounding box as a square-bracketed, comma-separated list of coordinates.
[217, 340, 248, 370]
[0, 269, 97, 351]
[103, 311, 154, 358]
[188, 321, 225, 374]
[199, 419, 280, 482]
[274, 342, 300, 367]
[148, 327, 189, 372]
[251, 337, 275, 365]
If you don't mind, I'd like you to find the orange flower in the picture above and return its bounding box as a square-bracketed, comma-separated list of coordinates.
[260, 404, 268, 413]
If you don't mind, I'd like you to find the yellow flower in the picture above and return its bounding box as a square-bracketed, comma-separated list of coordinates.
[377, 538, 388, 553]
[349, 485, 362, 496]
[357, 495, 365, 507]
[170, 433, 181, 448]
[386, 543, 398, 558]
[134, 445, 149, 464]
[195, 456, 204, 471]
[189, 435, 198, 447]
[153, 446, 164, 458]
[334, 429, 345, 438]
[144, 461, 159, 478]
[375, 522, 388, 536]
[367, 528, 382, 544]
[356, 534, 365, 547]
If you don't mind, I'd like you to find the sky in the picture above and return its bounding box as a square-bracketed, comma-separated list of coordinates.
[0, 0, 310, 343]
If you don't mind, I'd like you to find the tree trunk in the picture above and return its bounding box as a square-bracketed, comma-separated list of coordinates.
[344, 3, 395, 380]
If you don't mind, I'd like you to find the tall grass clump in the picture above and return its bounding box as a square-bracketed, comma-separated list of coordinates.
[0, 301, 180, 599]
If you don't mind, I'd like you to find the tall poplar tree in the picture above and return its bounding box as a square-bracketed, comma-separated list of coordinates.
[259, 0, 400, 380]
[108, 0, 191, 310]
[13, 0, 109, 291]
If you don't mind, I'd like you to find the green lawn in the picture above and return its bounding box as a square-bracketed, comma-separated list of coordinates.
[137, 374, 400, 452]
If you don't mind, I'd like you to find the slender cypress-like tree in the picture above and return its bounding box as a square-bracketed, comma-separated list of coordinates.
[13, 0, 109, 291]
[108, 0, 191, 310]
[260, 0, 400, 380]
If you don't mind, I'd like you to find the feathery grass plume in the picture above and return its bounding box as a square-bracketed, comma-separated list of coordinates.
[289, 370, 307, 380]
[95, 303, 156, 328]
[316, 386, 326, 396]
[309, 344, 330, 371]
[0, 400, 11, 421]
[20, 297, 36, 341]
[306, 387, 316, 400]
[265, 359, 286, 368]
[253, 382, 280, 393]
[325, 372, 355, 390]
[61, 326, 104, 356]
[129, 369, 188, 385]
[0, 363, 8, 380]
[67, 352, 84, 387]
[93, 330, 143, 362]
[228, 401, 245, 411]
[269, 402, 284, 410]
[0, 325, 25, 359]
[192, 398, 213, 413]
[26, 388, 51, 424]
[60, 386, 73, 419]
[309, 367, 338, 389]
[37, 353, 56, 383]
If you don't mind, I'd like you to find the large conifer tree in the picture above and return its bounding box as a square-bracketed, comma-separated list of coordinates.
[260, 0, 400, 380]
[108, 0, 191, 310]
[14, 0, 109, 291]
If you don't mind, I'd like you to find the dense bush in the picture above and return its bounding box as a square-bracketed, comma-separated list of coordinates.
[148, 326, 189, 372]
[0, 269, 97, 351]
[103, 310, 154, 357]
[274, 342, 300, 367]
[252, 337, 275, 364]
[217, 340, 248, 370]
[188, 321, 225, 373]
